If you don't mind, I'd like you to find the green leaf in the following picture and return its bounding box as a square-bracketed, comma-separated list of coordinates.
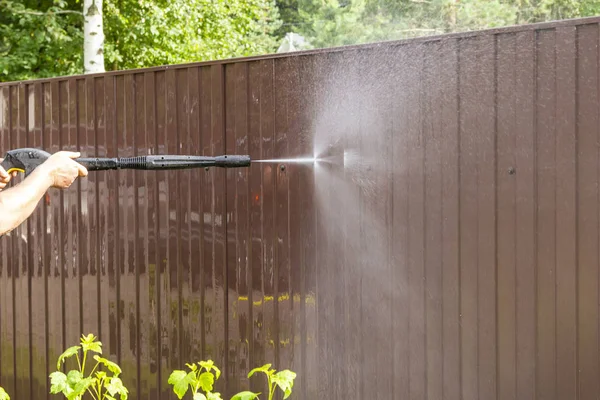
[198, 371, 215, 392]
[212, 365, 221, 380]
[49, 371, 68, 394]
[106, 376, 129, 400]
[70, 377, 95, 400]
[248, 364, 272, 378]
[56, 346, 80, 369]
[199, 360, 214, 370]
[272, 370, 296, 399]
[199, 360, 220, 380]
[66, 370, 83, 387]
[93, 355, 122, 375]
[80, 333, 103, 354]
[230, 391, 260, 400]
[186, 363, 198, 372]
[206, 392, 222, 400]
[168, 370, 187, 385]
[0, 386, 9, 400]
[168, 370, 194, 399]
[193, 394, 207, 400]
[84, 342, 103, 354]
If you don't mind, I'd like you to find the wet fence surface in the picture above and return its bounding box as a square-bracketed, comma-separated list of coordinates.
[1, 15, 600, 400]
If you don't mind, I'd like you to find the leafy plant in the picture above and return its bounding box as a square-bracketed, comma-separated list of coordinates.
[49, 333, 128, 400]
[0, 386, 9, 400]
[168, 359, 295, 400]
[248, 364, 296, 400]
[168, 359, 257, 400]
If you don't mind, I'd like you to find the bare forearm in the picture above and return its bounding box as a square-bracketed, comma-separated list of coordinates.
[0, 168, 52, 235]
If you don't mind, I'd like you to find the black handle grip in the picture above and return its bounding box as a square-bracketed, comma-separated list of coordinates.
[77, 158, 119, 171]
[0, 147, 52, 176]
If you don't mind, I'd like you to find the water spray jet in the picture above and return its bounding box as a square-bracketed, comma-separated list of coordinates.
[251, 142, 359, 172]
[252, 157, 318, 164]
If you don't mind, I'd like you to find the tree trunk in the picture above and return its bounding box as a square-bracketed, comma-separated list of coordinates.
[83, 0, 105, 74]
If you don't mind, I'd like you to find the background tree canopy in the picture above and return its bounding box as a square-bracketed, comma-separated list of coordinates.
[1, 0, 600, 82]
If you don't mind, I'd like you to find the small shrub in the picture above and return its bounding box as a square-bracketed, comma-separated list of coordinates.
[49, 333, 128, 400]
[247, 364, 296, 400]
[168, 360, 296, 400]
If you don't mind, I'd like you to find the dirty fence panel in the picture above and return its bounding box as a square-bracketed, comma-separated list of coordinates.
[296, 54, 317, 400]
[439, 37, 460, 400]
[514, 29, 536, 400]
[536, 28, 558, 400]
[246, 59, 265, 398]
[0, 84, 15, 399]
[576, 22, 600, 400]
[0, 16, 600, 400]
[185, 65, 204, 385]
[338, 48, 362, 400]
[12, 83, 31, 400]
[422, 39, 443, 400]
[458, 36, 479, 400]
[496, 32, 518, 400]
[29, 81, 46, 400]
[391, 43, 410, 400]
[554, 25, 577, 400]
[284, 55, 304, 400]
[313, 51, 335, 400]
[45, 80, 61, 400]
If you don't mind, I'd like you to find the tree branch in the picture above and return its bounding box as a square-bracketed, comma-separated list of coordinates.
[12, 10, 83, 16]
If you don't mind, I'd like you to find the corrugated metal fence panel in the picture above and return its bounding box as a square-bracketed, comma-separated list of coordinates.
[2, 16, 600, 400]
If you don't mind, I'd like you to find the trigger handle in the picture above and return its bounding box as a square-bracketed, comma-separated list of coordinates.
[0, 148, 52, 177]
[1, 159, 25, 176]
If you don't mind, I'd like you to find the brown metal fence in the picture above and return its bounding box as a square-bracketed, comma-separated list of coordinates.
[1, 15, 600, 400]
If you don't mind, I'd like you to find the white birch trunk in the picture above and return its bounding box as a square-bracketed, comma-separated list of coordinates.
[83, 0, 105, 74]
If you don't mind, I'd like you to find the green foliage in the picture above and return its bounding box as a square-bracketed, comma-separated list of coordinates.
[0, 0, 83, 82]
[168, 359, 296, 400]
[248, 364, 296, 400]
[167, 360, 296, 400]
[1, 0, 282, 82]
[100, 0, 282, 71]
[168, 359, 237, 400]
[3, 0, 600, 82]
[580, 0, 600, 15]
[294, 0, 391, 48]
[451, 0, 518, 30]
[276, 0, 600, 49]
[0, 387, 9, 400]
[49, 333, 128, 400]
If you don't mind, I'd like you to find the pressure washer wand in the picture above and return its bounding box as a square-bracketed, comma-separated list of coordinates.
[0, 148, 251, 176]
[79, 154, 251, 171]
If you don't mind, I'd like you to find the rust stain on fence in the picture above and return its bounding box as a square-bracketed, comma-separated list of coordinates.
[1, 15, 600, 400]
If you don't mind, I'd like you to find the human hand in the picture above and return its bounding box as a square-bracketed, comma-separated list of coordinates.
[39, 151, 88, 189]
[0, 158, 19, 191]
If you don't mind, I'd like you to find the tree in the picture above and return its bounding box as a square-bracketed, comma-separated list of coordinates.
[0, 0, 84, 82]
[102, 0, 282, 71]
[83, 0, 105, 74]
[0, 0, 282, 82]
[275, 0, 600, 50]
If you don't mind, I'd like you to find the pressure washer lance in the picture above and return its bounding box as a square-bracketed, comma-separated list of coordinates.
[0, 148, 251, 177]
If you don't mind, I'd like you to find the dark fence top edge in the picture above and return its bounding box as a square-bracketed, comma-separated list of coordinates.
[1, 14, 599, 88]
